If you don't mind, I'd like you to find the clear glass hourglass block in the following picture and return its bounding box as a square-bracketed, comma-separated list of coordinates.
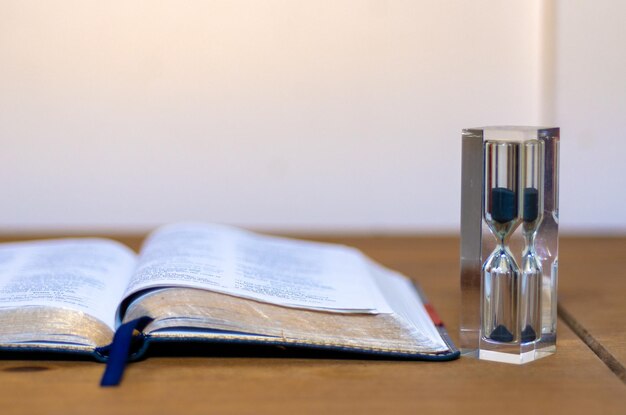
[460, 126, 559, 364]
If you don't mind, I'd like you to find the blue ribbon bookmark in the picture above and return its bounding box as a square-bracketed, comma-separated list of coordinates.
[100, 316, 153, 387]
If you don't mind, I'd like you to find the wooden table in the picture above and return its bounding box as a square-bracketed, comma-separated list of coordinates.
[0, 234, 624, 414]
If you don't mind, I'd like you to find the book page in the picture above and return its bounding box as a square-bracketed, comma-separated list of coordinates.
[369, 261, 449, 351]
[123, 223, 391, 314]
[0, 239, 137, 330]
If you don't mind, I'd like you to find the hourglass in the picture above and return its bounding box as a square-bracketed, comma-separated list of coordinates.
[461, 126, 559, 363]
[481, 141, 521, 343]
[520, 140, 545, 343]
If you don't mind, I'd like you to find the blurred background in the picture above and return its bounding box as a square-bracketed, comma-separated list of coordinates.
[1, 0, 624, 235]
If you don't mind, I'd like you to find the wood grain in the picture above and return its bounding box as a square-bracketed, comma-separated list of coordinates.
[0, 234, 624, 415]
[558, 237, 626, 376]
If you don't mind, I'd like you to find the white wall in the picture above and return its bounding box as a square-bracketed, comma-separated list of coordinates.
[2, 1, 615, 234]
[548, 1, 626, 233]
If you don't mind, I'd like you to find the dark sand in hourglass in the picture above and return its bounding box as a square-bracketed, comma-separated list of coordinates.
[490, 187, 517, 224]
[523, 188, 539, 223]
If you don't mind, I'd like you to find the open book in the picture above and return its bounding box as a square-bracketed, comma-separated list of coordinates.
[0, 223, 458, 384]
